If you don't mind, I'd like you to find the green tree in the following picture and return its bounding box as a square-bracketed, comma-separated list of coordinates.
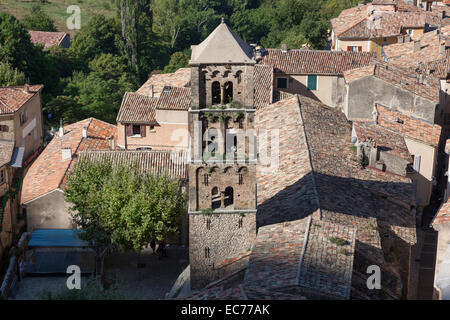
[69, 15, 123, 69]
[163, 49, 190, 73]
[65, 161, 186, 274]
[0, 13, 36, 76]
[22, 9, 57, 32]
[64, 53, 137, 123]
[0, 62, 27, 86]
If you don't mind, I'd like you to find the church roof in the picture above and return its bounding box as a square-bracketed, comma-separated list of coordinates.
[190, 20, 255, 65]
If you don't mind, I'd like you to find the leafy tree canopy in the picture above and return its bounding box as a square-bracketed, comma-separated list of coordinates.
[0, 62, 27, 87]
[22, 9, 57, 32]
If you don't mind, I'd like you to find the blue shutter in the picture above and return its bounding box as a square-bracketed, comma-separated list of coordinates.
[307, 75, 317, 91]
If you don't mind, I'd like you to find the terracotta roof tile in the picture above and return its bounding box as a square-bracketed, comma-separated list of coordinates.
[157, 86, 191, 110]
[28, 31, 69, 49]
[0, 85, 43, 115]
[78, 150, 188, 180]
[375, 103, 442, 146]
[332, 1, 445, 40]
[136, 68, 190, 97]
[260, 49, 375, 75]
[433, 201, 450, 225]
[344, 62, 441, 102]
[116, 92, 158, 124]
[354, 121, 412, 160]
[253, 64, 273, 109]
[21, 118, 117, 204]
[384, 26, 450, 71]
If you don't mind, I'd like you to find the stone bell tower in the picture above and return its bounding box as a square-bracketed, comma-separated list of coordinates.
[188, 19, 257, 289]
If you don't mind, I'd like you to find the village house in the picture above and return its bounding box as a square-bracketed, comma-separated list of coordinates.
[344, 62, 443, 210]
[331, 0, 445, 60]
[116, 87, 191, 151]
[28, 31, 71, 49]
[21, 118, 118, 232]
[430, 139, 450, 299]
[0, 85, 44, 163]
[256, 48, 374, 107]
[115, 66, 191, 151]
[172, 21, 419, 300]
[0, 141, 22, 256]
[416, 0, 450, 12]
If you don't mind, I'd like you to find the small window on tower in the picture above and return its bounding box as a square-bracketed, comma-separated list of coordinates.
[206, 218, 211, 230]
[238, 217, 243, 229]
[204, 247, 210, 258]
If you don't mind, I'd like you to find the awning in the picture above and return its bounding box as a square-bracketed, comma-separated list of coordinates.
[10, 147, 24, 168]
[28, 229, 89, 247]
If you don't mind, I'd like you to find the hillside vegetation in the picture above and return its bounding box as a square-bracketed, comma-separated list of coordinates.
[0, 0, 116, 35]
[0, 0, 366, 127]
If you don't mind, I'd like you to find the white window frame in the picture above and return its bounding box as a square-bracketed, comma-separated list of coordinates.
[413, 155, 421, 172]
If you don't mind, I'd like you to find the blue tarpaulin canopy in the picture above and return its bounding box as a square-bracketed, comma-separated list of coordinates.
[28, 229, 89, 247]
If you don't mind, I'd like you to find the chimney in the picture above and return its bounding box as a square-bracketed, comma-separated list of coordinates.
[404, 34, 410, 42]
[23, 84, 30, 94]
[149, 84, 154, 98]
[440, 40, 446, 54]
[61, 147, 72, 161]
[82, 126, 87, 138]
[397, 35, 404, 43]
[413, 41, 421, 52]
[59, 119, 64, 137]
[281, 43, 288, 53]
[108, 135, 115, 150]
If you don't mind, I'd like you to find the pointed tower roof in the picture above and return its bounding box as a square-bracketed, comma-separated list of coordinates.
[190, 20, 255, 65]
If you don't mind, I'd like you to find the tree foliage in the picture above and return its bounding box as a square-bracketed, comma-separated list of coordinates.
[22, 9, 57, 32]
[0, 62, 27, 86]
[65, 160, 186, 254]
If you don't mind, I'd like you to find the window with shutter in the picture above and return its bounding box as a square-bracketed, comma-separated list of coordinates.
[140, 125, 146, 137]
[126, 124, 132, 136]
[307, 75, 317, 91]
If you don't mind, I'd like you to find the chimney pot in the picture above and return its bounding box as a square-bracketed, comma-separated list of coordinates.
[61, 148, 72, 161]
[281, 44, 288, 53]
[82, 126, 87, 138]
[23, 84, 30, 94]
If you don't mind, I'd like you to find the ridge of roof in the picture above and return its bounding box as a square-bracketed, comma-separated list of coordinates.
[190, 21, 255, 65]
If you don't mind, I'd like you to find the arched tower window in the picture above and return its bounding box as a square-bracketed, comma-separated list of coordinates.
[212, 187, 221, 210]
[224, 187, 234, 207]
[224, 82, 233, 104]
[212, 81, 221, 105]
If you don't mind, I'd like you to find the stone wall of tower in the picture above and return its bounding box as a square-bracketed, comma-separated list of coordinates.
[190, 64, 255, 109]
[189, 212, 256, 289]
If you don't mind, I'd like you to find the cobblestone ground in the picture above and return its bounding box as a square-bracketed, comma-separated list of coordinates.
[10, 245, 188, 300]
[102, 245, 189, 300]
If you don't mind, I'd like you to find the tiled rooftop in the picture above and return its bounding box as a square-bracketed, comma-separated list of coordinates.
[433, 200, 450, 226]
[157, 86, 191, 110]
[28, 31, 69, 49]
[21, 118, 117, 204]
[116, 92, 158, 124]
[331, 0, 445, 40]
[0, 85, 43, 115]
[253, 64, 274, 109]
[354, 121, 412, 160]
[136, 68, 190, 98]
[0, 141, 14, 168]
[383, 26, 450, 70]
[344, 61, 441, 102]
[375, 103, 442, 146]
[259, 49, 375, 75]
[78, 150, 188, 180]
